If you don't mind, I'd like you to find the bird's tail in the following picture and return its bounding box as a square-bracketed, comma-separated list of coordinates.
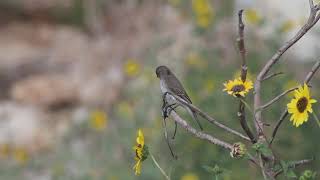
[186, 107, 203, 130]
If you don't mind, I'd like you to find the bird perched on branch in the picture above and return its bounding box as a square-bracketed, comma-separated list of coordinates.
[155, 65, 203, 130]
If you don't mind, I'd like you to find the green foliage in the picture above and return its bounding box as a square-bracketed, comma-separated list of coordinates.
[299, 170, 317, 180]
[203, 164, 230, 180]
[280, 160, 297, 179]
[252, 143, 273, 157]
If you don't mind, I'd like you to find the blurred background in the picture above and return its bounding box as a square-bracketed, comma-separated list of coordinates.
[0, 0, 319, 179]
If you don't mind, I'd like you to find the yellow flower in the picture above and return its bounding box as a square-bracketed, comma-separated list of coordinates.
[90, 110, 108, 131]
[204, 79, 215, 93]
[185, 52, 206, 68]
[0, 144, 10, 158]
[181, 173, 199, 180]
[13, 147, 29, 164]
[287, 84, 317, 127]
[244, 9, 262, 25]
[133, 129, 149, 175]
[223, 77, 253, 97]
[125, 59, 140, 77]
[192, 0, 214, 28]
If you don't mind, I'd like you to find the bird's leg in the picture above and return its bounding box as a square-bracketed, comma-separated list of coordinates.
[172, 121, 177, 139]
[162, 116, 177, 159]
[162, 92, 169, 119]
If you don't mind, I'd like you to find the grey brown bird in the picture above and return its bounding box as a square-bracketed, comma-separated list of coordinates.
[155, 65, 203, 130]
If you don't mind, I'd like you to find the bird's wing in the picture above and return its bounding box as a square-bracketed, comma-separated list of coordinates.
[165, 74, 192, 104]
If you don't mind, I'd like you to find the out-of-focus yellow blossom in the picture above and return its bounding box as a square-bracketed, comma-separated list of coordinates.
[287, 84, 316, 127]
[185, 52, 206, 68]
[117, 101, 134, 118]
[90, 110, 108, 131]
[192, 0, 214, 28]
[204, 79, 215, 93]
[181, 173, 199, 180]
[125, 59, 140, 77]
[108, 176, 119, 180]
[133, 129, 149, 175]
[280, 20, 297, 33]
[244, 9, 262, 25]
[223, 77, 253, 97]
[168, 0, 180, 7]
[13, 147, 29, 164]
[0, 144, 10, 158]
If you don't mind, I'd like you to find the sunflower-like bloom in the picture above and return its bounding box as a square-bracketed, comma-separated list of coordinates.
[133, 129, 149, 175]
[223, 78, 253, 97]
[287, 84, 317, 127]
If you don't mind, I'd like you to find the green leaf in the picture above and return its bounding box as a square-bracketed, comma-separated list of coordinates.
[252, 143, 273, 157]
[280, 160, 288, 175]
[287, 169, 297, 178]
[202, 165, 223, 175]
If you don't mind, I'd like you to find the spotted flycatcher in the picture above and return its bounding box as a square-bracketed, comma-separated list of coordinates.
[155, 65, 203, 130]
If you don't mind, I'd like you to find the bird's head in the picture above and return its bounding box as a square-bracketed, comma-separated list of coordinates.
[155, 65, 171, 78]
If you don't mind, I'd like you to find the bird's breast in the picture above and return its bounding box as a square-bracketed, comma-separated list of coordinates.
[160, 79, 169, 93]
[160, 79, 176, 105]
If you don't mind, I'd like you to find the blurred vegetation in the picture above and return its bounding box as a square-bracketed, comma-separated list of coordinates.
[0, 0, 319, 180]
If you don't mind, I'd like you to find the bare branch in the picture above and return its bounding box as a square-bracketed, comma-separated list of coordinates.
[259, 87, 297, 110]
[236, 10, 257, 143]
[170, 111, 233, 150]
[304, 60, 320, 83]
[270, 110, 288, 144]
[271, 61, 320, 144]
[274, 158, 314, 178]
[238, 102, 257, 143]
[262, 72, 284, 81]
[238, 9, 247, 82]
[170, 93, 251, 141]
[253, 1, 320, 140]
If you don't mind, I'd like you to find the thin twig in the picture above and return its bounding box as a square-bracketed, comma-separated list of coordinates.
[170, 111, 233, 150]
[150, 154, 171, 180]
[270, 110, 288, 144]
[253, 1, 320, 141]
[270, 61, 320, 144]
[273, 158, 314, 178]
[259, 154, 268, 180]
[262, 72, 284, 81]
[312, 112, 320, 128]
[238, 103, 256, 143]
[304, 61, 320, 83]
[259, 87, 297, 110]
[171, 93, 251, 141]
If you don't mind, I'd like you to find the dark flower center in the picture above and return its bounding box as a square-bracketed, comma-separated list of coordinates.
[296, 97, 308, 113]
[231, 84, 245, 93]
